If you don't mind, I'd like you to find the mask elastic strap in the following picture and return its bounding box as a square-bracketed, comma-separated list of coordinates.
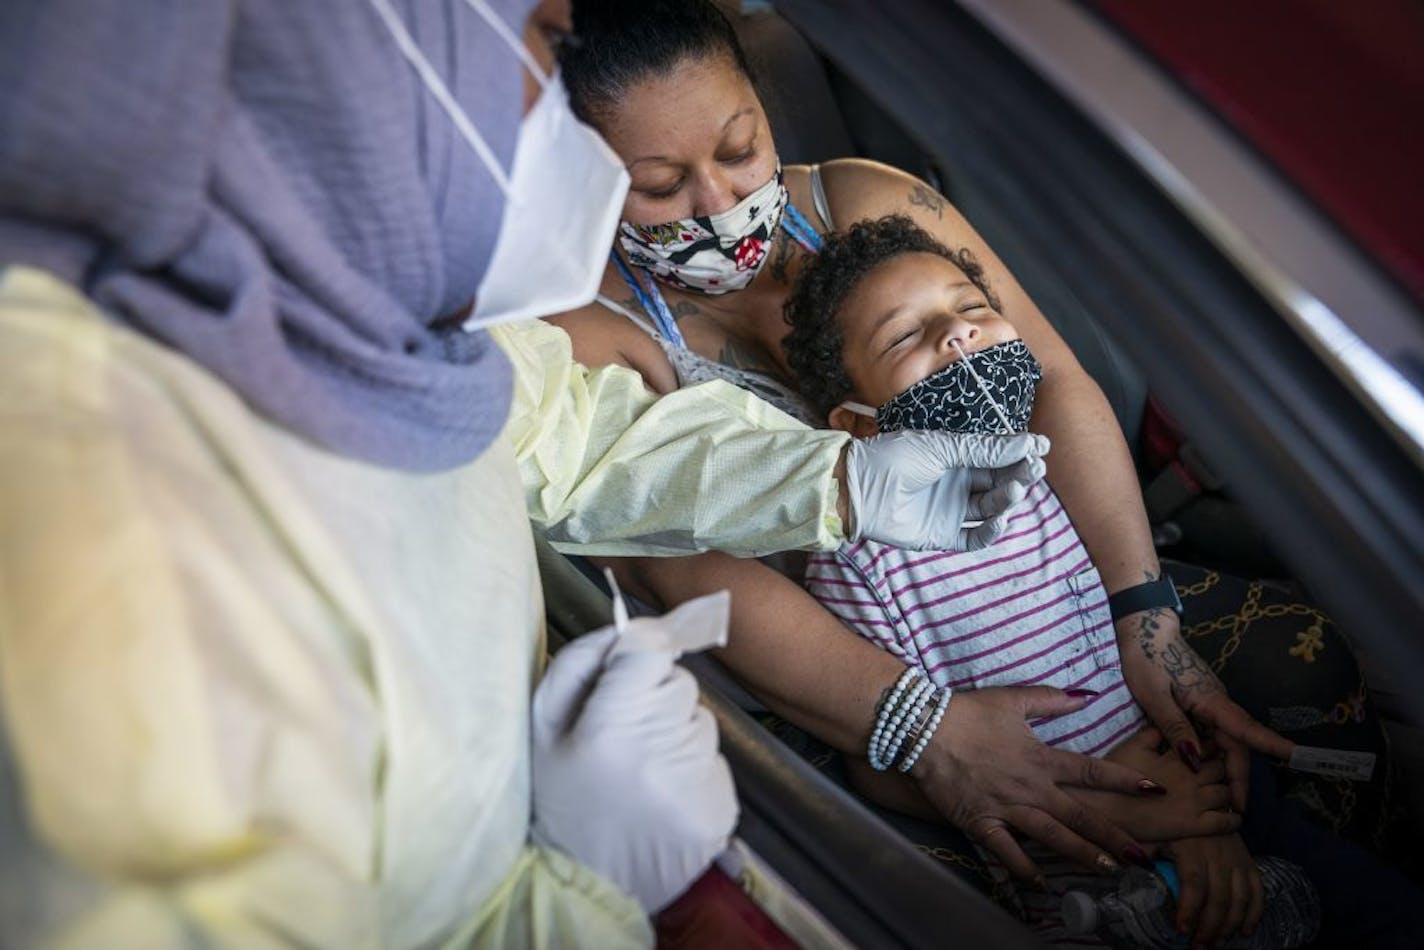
[951, 339, 1015, 434]
[838, 400, 878, 419]
[460, 0, 553, 92]
[367, 0, 513, 193]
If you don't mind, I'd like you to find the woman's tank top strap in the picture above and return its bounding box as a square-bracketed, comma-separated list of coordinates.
[593, 293, 660, 338]
[809, 163, 835, 231]
[592, 291, 692, 382]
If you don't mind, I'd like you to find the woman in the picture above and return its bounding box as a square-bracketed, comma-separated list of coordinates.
[0, 0, 1063, 945]
[548, 0, 1398, 928]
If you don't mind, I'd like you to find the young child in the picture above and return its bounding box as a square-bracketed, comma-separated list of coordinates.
[780, 215, 1398, 946]
[783, 215, 1150, 757]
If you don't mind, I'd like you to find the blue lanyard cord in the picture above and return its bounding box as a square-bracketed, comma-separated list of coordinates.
[609, 250, 687, 348]
[781, 202, 824, 254]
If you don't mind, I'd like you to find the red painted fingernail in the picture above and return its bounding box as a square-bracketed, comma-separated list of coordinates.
[1137, 779, 1168, 795]
[1177, 741, 1203, 773]
[1066, 688, 1100, 700]
[1122, 844, 1153, 868]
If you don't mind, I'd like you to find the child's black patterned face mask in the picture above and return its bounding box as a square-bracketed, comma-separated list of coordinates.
[867, 340, 1042, 435]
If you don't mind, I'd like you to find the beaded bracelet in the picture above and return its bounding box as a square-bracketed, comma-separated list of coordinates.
[870, 677, 930, 769]
[911, 688, 952, 768]
[897, 692, 940, 765]
[869, 668, 935, 770]
[884, 679, 935, 768]
[887, 684, 939, 770]
[865, 669, 922, 774]
[899, 687, 953, 773]
[867, 667, 920, 768]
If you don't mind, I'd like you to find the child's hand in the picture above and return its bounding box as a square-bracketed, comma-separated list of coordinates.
[1070, 728, 1239, 842]
[1166, 832, 1263, 949]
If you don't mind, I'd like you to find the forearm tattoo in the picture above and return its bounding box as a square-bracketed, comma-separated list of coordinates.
[1135, 606, 1168, 660]
[1159, 639, 1223, 696]
[908, 184, 946, 219]
[1132, 571, 1223, 698]
[1133, 570, 1169, 660]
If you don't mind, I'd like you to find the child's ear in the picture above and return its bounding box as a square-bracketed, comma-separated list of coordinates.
[827, 404, 880, 438]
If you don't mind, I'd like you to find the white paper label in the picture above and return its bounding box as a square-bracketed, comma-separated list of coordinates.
[1288, 745, 1376, 782]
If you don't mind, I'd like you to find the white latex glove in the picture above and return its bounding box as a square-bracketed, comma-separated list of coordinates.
[846, 430, 1050, 551]
[531, 593, 737, 913]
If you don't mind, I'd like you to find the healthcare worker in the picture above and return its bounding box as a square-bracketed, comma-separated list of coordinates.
[0, 1, 1051, 946]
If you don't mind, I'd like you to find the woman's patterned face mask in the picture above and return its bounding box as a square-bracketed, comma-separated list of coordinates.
[869, 340, 1042, 435]
[617, 166, 786, 294]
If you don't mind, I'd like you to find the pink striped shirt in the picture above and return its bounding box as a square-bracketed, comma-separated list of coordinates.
[805, 480, 1144, 756]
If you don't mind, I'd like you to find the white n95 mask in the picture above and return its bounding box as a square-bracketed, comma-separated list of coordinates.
[368, 0, 630, 329]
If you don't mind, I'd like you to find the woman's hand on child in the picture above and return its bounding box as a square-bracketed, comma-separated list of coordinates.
[1167, 832, 1264, 948]
[1114, 608, 1293, 811]
[1072, 728, 1240, 842]
[908, 685, 1159, 884]
[845, 430, 1049, 552]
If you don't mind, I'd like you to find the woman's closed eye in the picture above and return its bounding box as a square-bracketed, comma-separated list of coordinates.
[719, 143, 757, 165]
[639, 178, 685, 199]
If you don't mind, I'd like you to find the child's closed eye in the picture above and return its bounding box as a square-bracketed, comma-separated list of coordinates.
[883, 328, 917, 354]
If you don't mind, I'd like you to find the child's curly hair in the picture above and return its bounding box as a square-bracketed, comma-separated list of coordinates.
[782, 214, 1000, 418]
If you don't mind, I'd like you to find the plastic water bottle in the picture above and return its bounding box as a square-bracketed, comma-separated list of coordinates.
[1060, 857, 1320, 948]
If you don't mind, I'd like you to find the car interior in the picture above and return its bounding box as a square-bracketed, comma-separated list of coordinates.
[539, 1, 1424, 944]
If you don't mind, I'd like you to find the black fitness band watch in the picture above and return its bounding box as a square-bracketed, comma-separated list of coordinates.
[1108, 574, 1184, 622]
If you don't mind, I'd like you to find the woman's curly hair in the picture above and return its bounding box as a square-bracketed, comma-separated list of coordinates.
[782, 214, 1000, 418]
